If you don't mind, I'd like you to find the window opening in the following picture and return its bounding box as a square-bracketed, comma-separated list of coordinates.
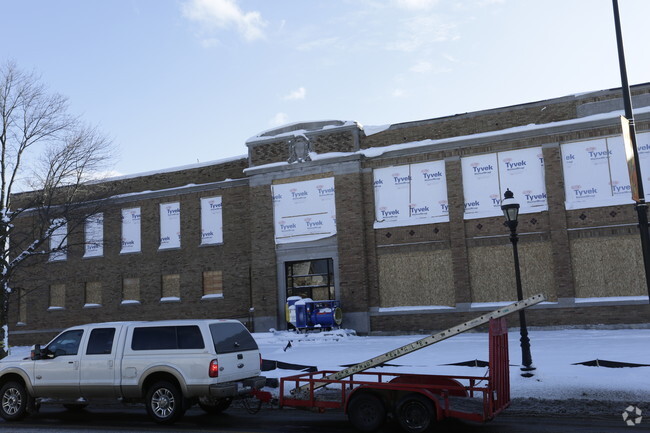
[285, 258, 334, 300]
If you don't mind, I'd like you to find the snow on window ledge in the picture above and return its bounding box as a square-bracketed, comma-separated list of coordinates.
[200, 242, 224, 247]
[15, 322, 26, 327]
[378, 305, 455, 313]
[120, 300, 141, 305]
[83, 303, 102, 309]
[575, 295, 649, 304]
[201, 294, 224, 300]
[47, 306, 65, 311]
[160, 297, 181, 303]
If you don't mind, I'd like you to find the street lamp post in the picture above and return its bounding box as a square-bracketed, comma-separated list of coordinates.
[501, 189, 535, 377]
[612, 0, 650, 303]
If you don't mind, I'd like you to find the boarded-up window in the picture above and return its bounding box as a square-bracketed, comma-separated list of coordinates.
[202, 271, 223, 297]
[378, 250, 455, 308]
[49, 284, 65, 308]
[162, 274, 181, 299]
[122, 278, 140, 302]
[85, 281, 102, 306]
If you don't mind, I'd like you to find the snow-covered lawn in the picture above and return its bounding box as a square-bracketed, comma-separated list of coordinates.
[256, 327, 650, 403]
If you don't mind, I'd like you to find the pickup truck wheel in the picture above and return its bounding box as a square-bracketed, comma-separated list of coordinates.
[1, 381, 29, 421]
[145, 381, 185, 424]
[347, 392, 386, 433]
[396, 393, 435, 433]
[198, 396, 232, 414]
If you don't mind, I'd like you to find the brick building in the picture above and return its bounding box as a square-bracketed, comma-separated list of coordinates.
[8, 84, 650, 344]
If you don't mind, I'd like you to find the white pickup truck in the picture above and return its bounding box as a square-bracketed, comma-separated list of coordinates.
[0, 319, 266, 424]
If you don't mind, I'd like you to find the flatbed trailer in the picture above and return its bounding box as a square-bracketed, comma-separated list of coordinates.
[278, 295, 545, 433]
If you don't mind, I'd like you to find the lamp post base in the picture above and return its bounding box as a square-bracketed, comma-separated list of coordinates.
[520, 365, 536, 378]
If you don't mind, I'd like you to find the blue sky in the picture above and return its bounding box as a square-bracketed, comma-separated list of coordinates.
[2, 0, 649, 176]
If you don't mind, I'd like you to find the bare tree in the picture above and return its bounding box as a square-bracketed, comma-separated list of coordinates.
[0, 61, 114, 358]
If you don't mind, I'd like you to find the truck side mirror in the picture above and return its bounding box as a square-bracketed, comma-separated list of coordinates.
[31, 344, 41, 360]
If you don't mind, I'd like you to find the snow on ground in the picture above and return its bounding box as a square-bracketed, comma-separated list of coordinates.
[256, 327, 650, 405]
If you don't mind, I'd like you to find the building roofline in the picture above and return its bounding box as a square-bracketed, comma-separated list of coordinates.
[365, 82, 650, 136]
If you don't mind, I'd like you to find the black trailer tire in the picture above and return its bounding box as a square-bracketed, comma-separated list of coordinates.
[347, 392, 386, 433]
[396, 393, 435, 433]
[0, 381, 29, 421]
[198, 396, 232, 414]
[145, 381, 185, 424]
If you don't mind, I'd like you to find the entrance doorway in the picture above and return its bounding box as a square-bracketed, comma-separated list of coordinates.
[285, 258, 335, 300]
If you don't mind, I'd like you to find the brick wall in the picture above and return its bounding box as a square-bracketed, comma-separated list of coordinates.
[249, 140, 289, 167]
[247, 129, 357, 167]
[357, 85, 650, 332]
[9, 84, 650, 342]
[360, 85, 650, 150]
[10, 182, 253, 345]
[248, 184, 278, 324]
[313, 131, 356, 154]
[335, 172, 370, 313]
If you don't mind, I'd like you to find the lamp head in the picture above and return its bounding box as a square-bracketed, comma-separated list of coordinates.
[501, 189, 520, 224]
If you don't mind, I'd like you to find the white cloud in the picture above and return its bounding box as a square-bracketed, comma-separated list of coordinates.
[182, 0, 267, 41]
[476, 0, 505, 6]
[394, 0, 439, 10]
[387, 16, 457, 52]
[392, 88, 406, 98]
[410, 60, 433, 73]
[283, 87, 306, 101]
[443, 53, 459, 63]
[296, 37, 339, 52]
[409, 59, 452, 74]
[270, 112, 289, 126]
[200, 38, 220, 48]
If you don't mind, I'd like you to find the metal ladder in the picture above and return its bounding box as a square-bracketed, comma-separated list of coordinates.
[296, 293, 546, 393]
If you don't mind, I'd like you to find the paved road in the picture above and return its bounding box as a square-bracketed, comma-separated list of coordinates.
[0, 404, 641, 432]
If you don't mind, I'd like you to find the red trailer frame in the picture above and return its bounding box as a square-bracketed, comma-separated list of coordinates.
[279, 318, 510, 431]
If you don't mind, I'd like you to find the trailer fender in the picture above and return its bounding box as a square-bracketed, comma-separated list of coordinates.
[389, 375, 468, 397]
